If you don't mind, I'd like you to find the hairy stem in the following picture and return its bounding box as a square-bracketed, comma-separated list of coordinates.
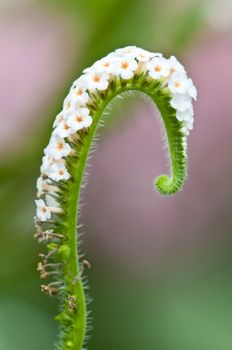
[54, 76, 186, 349]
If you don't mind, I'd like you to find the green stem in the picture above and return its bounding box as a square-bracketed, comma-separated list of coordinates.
[54, 75, 186, 349]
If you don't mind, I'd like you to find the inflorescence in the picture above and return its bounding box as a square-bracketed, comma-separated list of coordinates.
[36, 47, 196, 204]
[36, 46, 196, 221]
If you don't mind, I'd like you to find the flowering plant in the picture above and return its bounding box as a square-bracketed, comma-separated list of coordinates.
[34, 46, 197, 349]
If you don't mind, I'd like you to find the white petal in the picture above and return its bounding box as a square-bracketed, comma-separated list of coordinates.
[53, 112, 64, 128]
[170, 94, 192, 112]
[188, 79, 197, 100]
[120, 70, 134, 80]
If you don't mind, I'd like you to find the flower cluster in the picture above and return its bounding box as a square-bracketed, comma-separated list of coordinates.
[35, 46, 197, 221]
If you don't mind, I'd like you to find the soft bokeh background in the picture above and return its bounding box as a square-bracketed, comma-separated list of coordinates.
[1, 0, 232, 349]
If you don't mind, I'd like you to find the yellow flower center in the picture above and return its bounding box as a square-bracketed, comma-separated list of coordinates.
[57, 142, 64, 151]
[76, 115, 83, 123]
[93, 74, 100, 82]
[121, 62, 129, 69]
[174, 81, 181, 88]
[76, 88, 83, 96]
[154, 65, 161, 72]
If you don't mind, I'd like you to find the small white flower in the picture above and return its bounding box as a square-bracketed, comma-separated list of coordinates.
[168, 72, 197, 101]
[168, 56, 185, 74]
[35, 199, 51, 221]
[187, 78, 197, 100]
[114, 57, 138, 79]
[40, 155, 55, 176]
[136, 48, 161, 62]
[63, 95, 73, 112]
[90, 56, 118, 74]
[168, 72, 190, 94]
[105, 51, 122, 60]
[53, 120, 74, 138]
[66, 107, 92, 132]
[45, 135, 71, 160]
[85, 71, 110, 91]
[146, 57, 170, 79]
[69, 80, 89, 105]
[170, 93, 192, 112]
[53, 112, 64, 128]
[97, 57, 116, 74]
[36, 176, 49, 196]
[83, 65, 95, 74]
[176, 107, 193, 122]
[115, 46, 138, 57]
[36, 176, 58, 196]
[37, 176, 44, 196]
[186, 117, 194, 130]
[49, 162, 70, 182]
[71, 74, 86, 87]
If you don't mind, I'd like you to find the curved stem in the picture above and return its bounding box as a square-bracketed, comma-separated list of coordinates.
[54, 76, 186, 349]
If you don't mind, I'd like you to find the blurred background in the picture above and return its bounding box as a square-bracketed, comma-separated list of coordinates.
[1, 0, 232, 349]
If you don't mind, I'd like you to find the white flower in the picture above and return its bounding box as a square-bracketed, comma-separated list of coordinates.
[168, 72, 190, 94]
[83, 65, 95, 74]
[114, 46, 160, 60]
[136, 48, 162, 62]
[168, 72, 197, 100]
[96, 57, 116, 74]
[170, 93, 192, 112]
[53, 120, 74, 138]
[187, 78, 197, 100]
[35, 199, 51, 222]
[49, 162, 70, 182]
[36, 176, 49, 196]
[45, 135, 71, 160]
[69, 80, 89, 105]
[114, 57, 138, 79]
[88, 56, 118, 74]
[40, 155, 55, 176]
[66, 107, 92, 132]
[53, 112, 64, 128]
[185, 117, 194, 130]
[37, 176, 44, 196]
[63, 95, 73, 112]
[71, 74, 86, 87]
[105, 51, 122, 60]
[146, 57, 170, 79]
[36, 176, 58, 196]
[176, 107, 193, 122]
[85, 71, 110, 91]
[168, 56, 185, 74]
[115, 46, 138, 57]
